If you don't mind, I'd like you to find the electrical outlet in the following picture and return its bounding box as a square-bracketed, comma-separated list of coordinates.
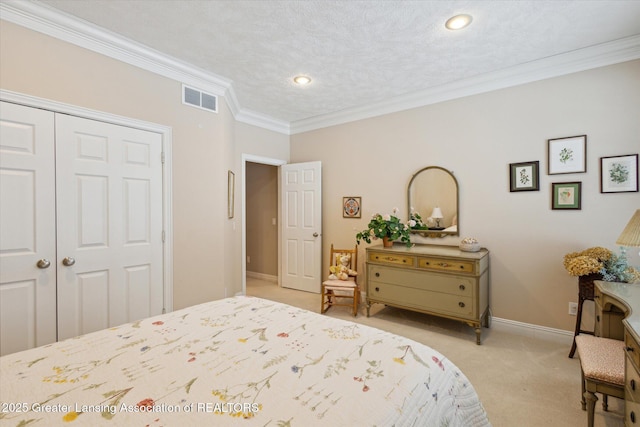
[569, 302, 578, 316]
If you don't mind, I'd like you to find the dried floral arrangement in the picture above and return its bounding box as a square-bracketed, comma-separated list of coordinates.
[563, 246, 640, 283]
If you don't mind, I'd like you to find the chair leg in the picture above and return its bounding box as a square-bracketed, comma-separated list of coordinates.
[584, 390, 597, 427]
[580, 369, 586, 410]
[352, 290, 358, 317]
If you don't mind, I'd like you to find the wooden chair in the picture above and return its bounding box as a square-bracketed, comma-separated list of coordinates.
[575, 335, 625, 427]
[321, 244, 358, 317]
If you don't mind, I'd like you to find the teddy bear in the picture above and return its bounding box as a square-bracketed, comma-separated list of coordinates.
[328, 254, 358, 281]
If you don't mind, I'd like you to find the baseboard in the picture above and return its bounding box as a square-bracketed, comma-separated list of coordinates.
[492, 316, 573, 344]
[246, 271, 278, 283]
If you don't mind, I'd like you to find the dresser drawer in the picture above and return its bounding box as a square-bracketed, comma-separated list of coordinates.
[627, 356, 640, 402]
[368, 251, 415, 267]
[368, 265, 474, 297]
[368, 282, 474, 318]
[627, 330, 640, 370]
[417, 256, 475, 274]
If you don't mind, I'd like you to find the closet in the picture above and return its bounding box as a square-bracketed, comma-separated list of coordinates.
[0, 101, 164, 356]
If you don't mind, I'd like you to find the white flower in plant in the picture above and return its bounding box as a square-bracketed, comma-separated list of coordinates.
[383, 214, 391, 221]
[408, 220, 416, 227]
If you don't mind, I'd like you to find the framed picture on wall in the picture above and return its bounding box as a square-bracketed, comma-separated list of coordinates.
[228, 170, 235, 218]
[509, 161, 540, 192]
[548, 135, 587, 175]
[600, 154, 638, 193]
[343, 196, 362, 218]
[552, 182, 582, 210]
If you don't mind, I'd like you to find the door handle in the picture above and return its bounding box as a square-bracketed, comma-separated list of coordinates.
[36, 259, 51, 269]
[62, 257, 76, 267]
[313, 232, 319, 237]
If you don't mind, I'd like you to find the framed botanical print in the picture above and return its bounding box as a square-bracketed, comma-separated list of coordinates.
[552, 182, 582, 210]
[509, 161, 539, 192]
[600, 154, 638, 193]
[548, 135, 587, 175]
[342, 196, 361, 218]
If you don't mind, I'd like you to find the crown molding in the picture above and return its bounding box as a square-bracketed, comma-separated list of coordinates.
[290, 34, 640, 134]
[2, 1, 638, 136]
[0, 0, 289, 133]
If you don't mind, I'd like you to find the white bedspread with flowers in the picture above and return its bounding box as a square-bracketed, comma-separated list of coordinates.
[0, 296, 490, 426]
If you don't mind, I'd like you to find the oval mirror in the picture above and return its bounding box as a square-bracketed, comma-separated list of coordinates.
[407, 166, 459, 237]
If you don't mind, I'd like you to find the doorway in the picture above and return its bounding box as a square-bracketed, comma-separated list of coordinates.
[241, 155, 285, 295]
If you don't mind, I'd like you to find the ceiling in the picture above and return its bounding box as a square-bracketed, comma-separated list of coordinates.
[10, 1, 640, 131]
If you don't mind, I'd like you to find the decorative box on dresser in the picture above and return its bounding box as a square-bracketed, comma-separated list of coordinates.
[594, 280, 640, 426]
[365, 243, 490, 344]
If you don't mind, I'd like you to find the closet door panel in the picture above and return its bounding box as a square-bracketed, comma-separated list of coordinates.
[55, 115, 163, 340]
[0, 102, 57, 355]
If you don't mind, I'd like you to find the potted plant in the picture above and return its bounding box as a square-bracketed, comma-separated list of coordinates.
[356, 208, 412, 248]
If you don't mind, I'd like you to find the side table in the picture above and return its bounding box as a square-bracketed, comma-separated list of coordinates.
[568, 273, 601, 358]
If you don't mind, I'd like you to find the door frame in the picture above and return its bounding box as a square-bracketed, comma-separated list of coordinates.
[0, 89, 174, 313]
[241, 154, 286, 295]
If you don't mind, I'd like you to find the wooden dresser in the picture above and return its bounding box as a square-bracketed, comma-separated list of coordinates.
[595, 280, 640, 425]
[365, 243, 490, 344]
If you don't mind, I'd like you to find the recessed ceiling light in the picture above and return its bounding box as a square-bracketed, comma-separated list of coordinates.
[293, 75, 312, 85]
[445, 14, 473, 30]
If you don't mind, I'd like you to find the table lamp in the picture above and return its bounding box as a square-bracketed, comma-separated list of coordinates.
[617, 209, 640, 256]
[431, 207, 444, 228]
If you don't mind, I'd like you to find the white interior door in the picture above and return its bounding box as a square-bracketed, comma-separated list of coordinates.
[0, 102, 57, 356]
[280, 161, 322, 293]
[55, 114, 164, 340]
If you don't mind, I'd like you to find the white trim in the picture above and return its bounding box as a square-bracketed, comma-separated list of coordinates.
[290, 35, 640, 134]
[241, 154, 287, 296]
[0, 0, 289, 134]
[0, 89, 174, 313]
[492, 316, 573, 344]
[2, 1, 639, 135]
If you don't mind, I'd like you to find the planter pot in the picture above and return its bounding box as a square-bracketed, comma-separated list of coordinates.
[382, 236, 394, 248]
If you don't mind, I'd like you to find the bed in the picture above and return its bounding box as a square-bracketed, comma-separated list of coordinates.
[0, 296, 490, 426]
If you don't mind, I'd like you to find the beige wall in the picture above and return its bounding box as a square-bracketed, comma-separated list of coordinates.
[2, 19, 638, 333]
[291, 60, 640, 332]
[0, 21, 289, 308]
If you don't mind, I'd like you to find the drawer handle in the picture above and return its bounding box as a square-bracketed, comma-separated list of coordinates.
[458, 302, 465, 308]
[459, 284, 466, 291]
[627, 346, 635, 353]
[375, 272, 380, 277]
[632, 411, 636, 423]
[632, 379, 636, 391]
[375, 287, 380, 292]
[596, 315, 600, 322]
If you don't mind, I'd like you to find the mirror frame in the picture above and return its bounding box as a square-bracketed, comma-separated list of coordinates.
[407, 166, 459, 238]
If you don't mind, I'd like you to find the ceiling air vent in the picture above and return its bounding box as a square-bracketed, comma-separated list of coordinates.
[182, 84, 217, 113]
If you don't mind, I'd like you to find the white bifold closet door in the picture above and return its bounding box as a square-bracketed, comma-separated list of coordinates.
[0, 102, 164, 355]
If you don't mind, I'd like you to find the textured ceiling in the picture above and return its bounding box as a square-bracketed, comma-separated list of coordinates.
[33, 1, 640, 125]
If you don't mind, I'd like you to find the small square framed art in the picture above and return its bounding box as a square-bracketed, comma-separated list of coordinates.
[552, 182, 582, 210]
[343, 196, 362, 218]
[600, 154, 638, 193]
[548, 135, 587, 175]
[509, 161, 539, 192]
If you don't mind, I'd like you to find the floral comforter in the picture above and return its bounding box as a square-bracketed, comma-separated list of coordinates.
[0, 296, 489, 426]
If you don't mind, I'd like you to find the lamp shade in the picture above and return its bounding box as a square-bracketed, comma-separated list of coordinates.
[617, 209, 640, 247]
[431, 207, 443, 219]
